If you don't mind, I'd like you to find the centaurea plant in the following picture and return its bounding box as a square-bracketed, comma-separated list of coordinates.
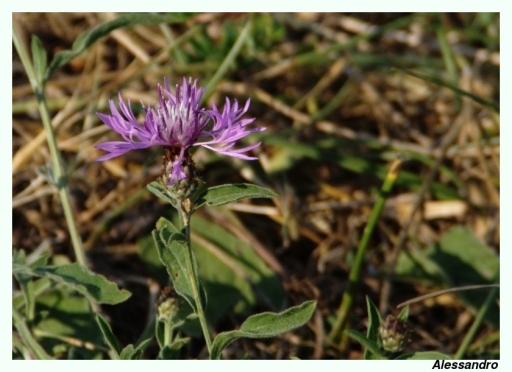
[96, 78, 316, 359]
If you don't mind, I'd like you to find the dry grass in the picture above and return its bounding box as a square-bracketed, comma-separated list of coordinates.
[12, 13, 499, 359]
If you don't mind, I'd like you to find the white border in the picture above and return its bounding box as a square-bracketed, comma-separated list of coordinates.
[8, 5, 506, 371]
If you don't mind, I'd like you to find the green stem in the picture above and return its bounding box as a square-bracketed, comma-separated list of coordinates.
[13, 308, 52, 360]
[454, 287, 499, 360]
[327, 159, 402, 345]
[12, 25, 87, 267]
[179, 200, 213, 354]
[164, 319, 173, 346]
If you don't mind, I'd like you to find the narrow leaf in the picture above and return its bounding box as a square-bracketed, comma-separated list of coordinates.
[210, 300, 316, 359]
[395, 351, 452, 360]
[157, 338, 189, 360]
[120, 338, 152, 360]
[31, 36, 47, 84]
[12, 250, 36, 321]
[364, 296, 383, 360]
[45, 13, 190, 80]
[397, 305, 409, 322]
[155, 320, 165, 349]
[156, 217, 180, 234]
[36, 263, 131, 305]
[193, 184, 278, 212]
[29, 254, 50, 269]
[147, 182, 178, 208]
[240, 300, 316, 335]
[119, 344, 137, 360]
[345, 330, 387, 360]
[96, 313, 121, 358]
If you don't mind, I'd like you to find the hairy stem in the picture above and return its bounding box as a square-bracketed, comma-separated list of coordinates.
[179, 200, 213, 354]
[12, 24, 87, 267]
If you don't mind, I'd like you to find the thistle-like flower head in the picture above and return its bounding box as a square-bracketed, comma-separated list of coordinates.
[95, 78, 264, 184]
[379, 314, 410, 353]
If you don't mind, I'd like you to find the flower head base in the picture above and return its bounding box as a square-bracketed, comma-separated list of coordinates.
[95, 78, 265, 184]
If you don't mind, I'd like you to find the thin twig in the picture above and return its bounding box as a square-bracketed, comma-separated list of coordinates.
[396, 284, 500, 309]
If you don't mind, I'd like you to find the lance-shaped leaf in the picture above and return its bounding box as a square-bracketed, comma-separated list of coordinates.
[157, 338, 189, 360]
[147, 182, 178, 208]
[45, 13, 190, 81]
[395, 351, 452, 360]
[120, 338, 152, 360]
[96, 313, 121, 358]
[40, 264, 131, 305]
[210, 300, 316, 359]
[153, 225, 196, 312]
[31, 36, 48, 85]
[14, 262, 131, 305]
[397, 305, 409, 322]
[364, 296, 383, 360]
[345, 330, 387, 360]
[193, 184, 278, 212]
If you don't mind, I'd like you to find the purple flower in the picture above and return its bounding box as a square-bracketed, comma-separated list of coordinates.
[96, 78, 265, 184]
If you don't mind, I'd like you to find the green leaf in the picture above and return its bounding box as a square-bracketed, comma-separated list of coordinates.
[13, 250, 36, 321]
[153, 226, 196, 311]
[155, 318, 166, 349]
[119, 344, 137, 360]
[12, 308, 52, 360]
[157, 338, 189, 360]
[364, 296, 383, 360]
[395, 351, 452, 360]
[45, 13, 190, 80]
[394, 226, 499, 328]
[145, 216, 286, 325]
[345, 330, 387, 360]
[147, 182, 178, 208]
[96, 313, 121, 358]
[210, 300, 316, 360]
[193, 184, 278, 212]
[156, 216, 180, 235]
[119, 338, 152, 360]
[397, 305, 409, 322]
[30, 254, 51, 269]
[34, 289, 105, 359]
[36, 263, 131, 305]
[31, 36, 48, 85]
[191, 215, 286, 321]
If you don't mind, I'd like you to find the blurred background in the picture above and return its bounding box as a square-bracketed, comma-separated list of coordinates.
[12, 13, 499, 359]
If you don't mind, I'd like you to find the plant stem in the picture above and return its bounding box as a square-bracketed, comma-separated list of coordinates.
[12, 24, 87, 267]
[13, 308, 52, 360]
[327, 158, 402, 346]
[179, 200, 213, 354]
[164, 319, 172, 346]
[454, 287, 499, 359]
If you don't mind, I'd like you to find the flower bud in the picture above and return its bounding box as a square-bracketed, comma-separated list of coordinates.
[156, 287, 179, 322]
[379, 314, 410, 353]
